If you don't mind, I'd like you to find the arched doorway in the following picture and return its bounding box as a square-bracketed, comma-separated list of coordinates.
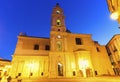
[58, 63, 63, 76]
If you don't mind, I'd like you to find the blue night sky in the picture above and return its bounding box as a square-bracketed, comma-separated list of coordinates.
[0, 0, 119, 60]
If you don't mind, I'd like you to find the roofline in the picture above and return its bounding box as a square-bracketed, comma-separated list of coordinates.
[106, 34, 120, 46]
[0, 59, 11, 62]
[18, 35, 50, 39]
[106, 0, 111, 12]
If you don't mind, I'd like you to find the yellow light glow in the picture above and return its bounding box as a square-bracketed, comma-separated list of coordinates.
[79, 59, 88, 69]
[58, 63, 62, 66]
[5, 65, 11, 68]
[71, 63, 75, 69]
[80, 60, 87, 68]
[78, 59, 89, 78]
[110, 12, 119, 20]
[28, 63, 34, 70]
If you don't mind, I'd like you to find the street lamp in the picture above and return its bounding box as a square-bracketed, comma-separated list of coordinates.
[107, 0, 120, 28]
[110, 11, 119, 20]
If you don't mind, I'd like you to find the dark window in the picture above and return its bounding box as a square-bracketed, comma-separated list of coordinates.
[30, 72, 33, 76]
[57, 22, 60, 25]
[41, 72, 44, 76]
[108, 53, 111, 56]
[96, 47, 100, 52]
[18, 73, 21, 76]
[73, 71, 76, 76]
[113, 46, 117, 52]
[113, 49, 117, 52]
[34, 44, 39, 50]
[113, 68, 120, 75]
[58, 29, 60, 31]
[94, 71, 97, 75]
[106, 47, 111, 56]
[75, 38, 82, 45]
[45, 45, 50, 50]
[111, 62, 116, 66]
[58, 63, 63, 76]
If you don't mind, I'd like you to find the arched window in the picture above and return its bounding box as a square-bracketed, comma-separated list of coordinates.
[58, 63, 63, 76]
[56, 19, 61, 26]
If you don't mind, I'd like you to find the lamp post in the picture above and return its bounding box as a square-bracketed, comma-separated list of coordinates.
[107, 0, 120, 28]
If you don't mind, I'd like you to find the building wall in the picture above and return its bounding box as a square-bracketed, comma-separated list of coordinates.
[10, 35, 50, 78]
[10, 32, 115, 78]
[49, 31, 114, 78]
[91, 43, 114, 75]
[10, 56, 48, 78]
[14, 36, 50, 56]
[0, 59, 11, 78]
[106, 34, 120, 75]
[10, 4, 115, 78]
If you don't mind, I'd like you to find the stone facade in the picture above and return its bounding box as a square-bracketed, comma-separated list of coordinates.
[10, 4, 114, 78]
[0, 58, 11, 78]
[106, 34, 120, 75]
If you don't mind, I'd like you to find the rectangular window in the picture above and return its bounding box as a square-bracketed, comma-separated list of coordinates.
[96, 47, 100, 52]
[34, 44, 39, 50]
[30, 72, 33, 76]
[94, 71, 97, 75]
[75, 38, 82, 45]
[18, 73, 21, 76]
[113, 68, 120, 75]
[106, 47, 111, 56]
[111, 62, 116, 65]
[113, 46, 117, 52]
[73, 71, 76, 76]
[41, 72, 44, 76]
[45, 45, 50, 50]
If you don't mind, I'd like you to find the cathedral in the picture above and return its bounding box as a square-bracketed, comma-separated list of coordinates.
[10, 4, 114, 78]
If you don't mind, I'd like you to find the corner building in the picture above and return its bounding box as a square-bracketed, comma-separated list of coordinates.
[106, 34, 120, 75]
[10, 4, 114, 78]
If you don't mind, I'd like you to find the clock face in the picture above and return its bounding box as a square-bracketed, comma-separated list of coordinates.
[57, 35, 61, 38]
[56, 10, 60, 14]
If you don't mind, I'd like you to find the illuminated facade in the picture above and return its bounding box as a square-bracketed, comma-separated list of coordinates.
[107, 0, 120, 23]
[0, 58, 11, 78]
[10, 4, 114, 78]
[106, 34, 120, 75]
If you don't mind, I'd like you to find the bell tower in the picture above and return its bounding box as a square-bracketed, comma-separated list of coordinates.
[51, 3, 66, 32]
[49, 4, 67, 78]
